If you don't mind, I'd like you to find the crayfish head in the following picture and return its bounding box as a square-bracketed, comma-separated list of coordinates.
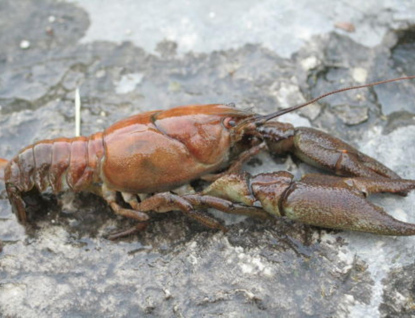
[224, 112, 262, 161]
[153, 103, 253, 165]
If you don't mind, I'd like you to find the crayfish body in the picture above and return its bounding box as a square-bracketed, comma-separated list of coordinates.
[2, 104, 256, 225]
[1, 76, 415, 237]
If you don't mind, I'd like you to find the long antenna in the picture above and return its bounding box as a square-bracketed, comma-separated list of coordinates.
[255, 75, 415, 125]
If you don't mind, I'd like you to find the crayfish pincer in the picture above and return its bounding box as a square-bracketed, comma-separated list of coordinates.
[180, 172, 415, 236]
[0, 76, 414, 237]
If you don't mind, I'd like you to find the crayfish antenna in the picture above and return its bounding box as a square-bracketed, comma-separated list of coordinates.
[254, 75, 415, 125]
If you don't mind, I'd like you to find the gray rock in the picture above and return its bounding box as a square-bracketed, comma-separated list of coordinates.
[1, 0, 415, 317]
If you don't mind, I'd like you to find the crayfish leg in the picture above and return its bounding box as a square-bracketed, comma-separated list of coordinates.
[108, 200, 150, 221]
[184, 194, 270, 220]
[5, 184, 28, 224]
[135, 192, 227, 231]
[107, 222, 148, 240]
[101, 185, 149, 221]
[201, 143, 266, 182]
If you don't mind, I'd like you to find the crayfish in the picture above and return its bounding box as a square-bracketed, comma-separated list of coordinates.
[1, 76, 415, 238]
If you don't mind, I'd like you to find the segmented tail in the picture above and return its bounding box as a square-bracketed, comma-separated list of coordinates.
[5, 133, 105, 195]
[3, 134, 105, 224]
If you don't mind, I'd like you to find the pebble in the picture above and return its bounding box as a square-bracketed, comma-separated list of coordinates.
[20, 40, 30, 49]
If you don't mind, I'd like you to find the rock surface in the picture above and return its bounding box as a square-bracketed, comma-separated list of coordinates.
[1, 1, 415, 317]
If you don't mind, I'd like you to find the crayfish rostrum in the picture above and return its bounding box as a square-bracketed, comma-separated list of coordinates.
[1, 76, 415, 238]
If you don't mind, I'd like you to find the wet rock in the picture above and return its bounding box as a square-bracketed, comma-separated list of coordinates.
[1, 0, 415, 317]
[384, 111, 415, 134]
[380, 264, 415, 318]
[332, 104, 369, 126]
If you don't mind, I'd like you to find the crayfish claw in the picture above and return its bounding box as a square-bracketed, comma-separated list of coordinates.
[282, 176, 415, 236]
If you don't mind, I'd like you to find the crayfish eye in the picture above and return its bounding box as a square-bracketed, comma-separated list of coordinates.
[223, 117, 237, 129]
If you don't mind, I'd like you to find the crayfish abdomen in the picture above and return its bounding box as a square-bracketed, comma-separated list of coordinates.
[4, 133, 105, 223]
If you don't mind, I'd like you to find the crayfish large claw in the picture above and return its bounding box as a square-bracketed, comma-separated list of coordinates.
[282, 175, 415, 236]
[259, 124, 401, 179]
[200, 172, 415, 236]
